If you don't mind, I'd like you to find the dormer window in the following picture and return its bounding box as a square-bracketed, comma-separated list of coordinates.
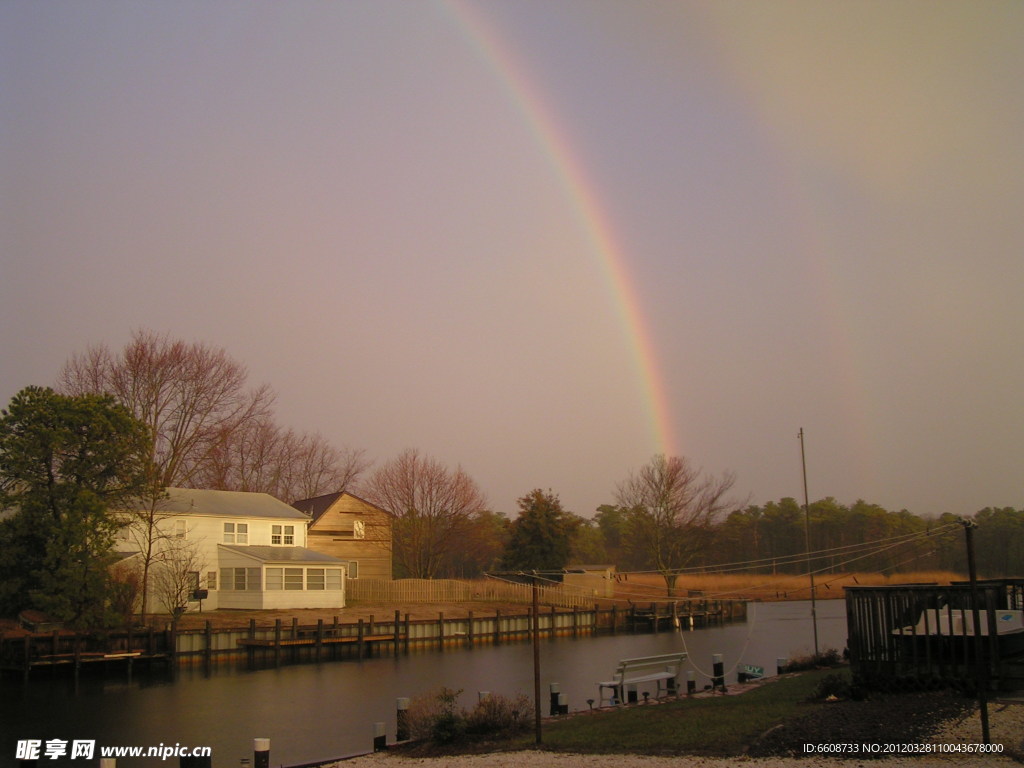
[271, 524, 295, 545]
[223, 522, 248, 544]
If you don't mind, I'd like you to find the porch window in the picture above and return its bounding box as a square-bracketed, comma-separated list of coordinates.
[326, 569, 342, 590]
[219, 567, 260, 590]
[271, 524, 295, 545]
[265, 567, 282, 590]
[307, 568, 325, 590]
[284, 568, 303, 590]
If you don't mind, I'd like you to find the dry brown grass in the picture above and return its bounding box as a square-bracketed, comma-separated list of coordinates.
[610, 570, 965, 603]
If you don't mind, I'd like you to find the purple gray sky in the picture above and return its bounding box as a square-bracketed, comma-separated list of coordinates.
[3, 1, 1022, 519]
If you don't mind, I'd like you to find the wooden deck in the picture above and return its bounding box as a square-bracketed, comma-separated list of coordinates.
[846, 580, 1024, 692]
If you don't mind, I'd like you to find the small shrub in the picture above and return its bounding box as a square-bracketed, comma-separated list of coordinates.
[782, 647, 843, 672]
[811, 672, 852, 701]
[465, 693, 532, 737]
[404, 688, 532, 747]
[405, 687, 466, 743]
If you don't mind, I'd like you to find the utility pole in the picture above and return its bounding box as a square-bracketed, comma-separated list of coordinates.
[960, 518, 991, 744]
[531, 571, 542, 745]
[798, 428, 819, 657]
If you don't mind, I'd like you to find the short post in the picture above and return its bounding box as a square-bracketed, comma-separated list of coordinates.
[393, 610, 401, 652]
[467, 610, 474, 646]
[712, 653, 726, 692]
[253, 738, 269, 768]
[549, 682, 560, 716]
[357, 619, 365, 658]
[373, 722, 387, 752]
[437, 612, 444, 650]
[396, 698, 410, 742]
[777, 657, 787, 676]
[686, 670, 696, 695]
[558, 692, 568, 715]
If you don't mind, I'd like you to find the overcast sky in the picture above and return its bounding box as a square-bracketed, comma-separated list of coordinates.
[2, 1, 1022, 520]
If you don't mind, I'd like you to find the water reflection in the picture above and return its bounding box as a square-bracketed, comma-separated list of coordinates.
[1, 600, 846, 767]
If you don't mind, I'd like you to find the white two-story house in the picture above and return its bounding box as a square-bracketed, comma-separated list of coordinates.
[117, 487, 346, 612]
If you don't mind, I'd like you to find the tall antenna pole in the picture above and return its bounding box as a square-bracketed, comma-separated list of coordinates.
[799, 428, 819, 657]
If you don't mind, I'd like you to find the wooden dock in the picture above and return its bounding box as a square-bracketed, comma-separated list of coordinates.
[0, 628, 170, 681]
[2, 599, 748, 680]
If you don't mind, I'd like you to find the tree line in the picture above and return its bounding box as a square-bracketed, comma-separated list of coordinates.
[1, 330, 1020, 627]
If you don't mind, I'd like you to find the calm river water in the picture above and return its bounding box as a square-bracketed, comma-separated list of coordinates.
[1, 599, 847, 767]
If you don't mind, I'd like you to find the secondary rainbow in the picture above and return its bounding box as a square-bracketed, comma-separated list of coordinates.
[445, 0, 677, 458]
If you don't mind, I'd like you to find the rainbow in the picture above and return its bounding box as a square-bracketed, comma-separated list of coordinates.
[443, 0, 677, 458]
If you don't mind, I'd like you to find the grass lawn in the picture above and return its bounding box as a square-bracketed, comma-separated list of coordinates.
[516, 667, 841, 756]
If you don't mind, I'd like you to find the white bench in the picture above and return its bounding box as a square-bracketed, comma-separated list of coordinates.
[597, 652, 687, 706]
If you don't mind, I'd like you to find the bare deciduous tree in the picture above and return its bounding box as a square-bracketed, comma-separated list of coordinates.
[616, 454, 739, 596]
[59, 329, 273, 618]
[197, 416, 369, 503]
[362, 448, 487, 579]
[150, 537, 206, 630]
[60, 329, 274, 488]
[195, 415, 369, 503]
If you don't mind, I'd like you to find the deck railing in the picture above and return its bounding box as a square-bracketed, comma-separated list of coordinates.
[845, 581, 1024, 691]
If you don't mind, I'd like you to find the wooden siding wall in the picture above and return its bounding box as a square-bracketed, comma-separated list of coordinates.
[307, 495, 393, 580]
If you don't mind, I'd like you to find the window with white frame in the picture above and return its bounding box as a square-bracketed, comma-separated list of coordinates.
[173, 519, 188, 539]
[207, 571, 217, 590]
[284, 568, 303, 590]
[326, 569, 342, 590]
[219, 567, 260, 591]
[265, 568, 282, 590]
[263, 567, 343, 591]
[223, 522, 249, 544]
[345, 561, 359, 579]
[271, 524, 295, 545]
[306, 568, 325, 590]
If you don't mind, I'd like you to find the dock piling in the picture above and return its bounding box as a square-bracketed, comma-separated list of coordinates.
[712, 653, 726, 692]
[396, 698, 410, 742]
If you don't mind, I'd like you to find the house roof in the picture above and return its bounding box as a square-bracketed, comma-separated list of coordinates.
[291, 491, 389, 524]
[155, 488, 309, 521]
[290, 492, 342, 519]
[219, 545, 345, 564]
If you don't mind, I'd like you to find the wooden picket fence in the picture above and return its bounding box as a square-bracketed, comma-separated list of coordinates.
[347, 577, 595, 608]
